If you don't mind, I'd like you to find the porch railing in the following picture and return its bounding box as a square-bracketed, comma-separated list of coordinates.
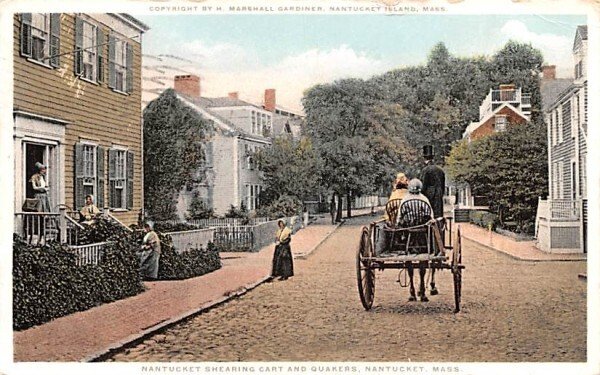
[550, 200, 580, 221]
[67, 241, 112, 266]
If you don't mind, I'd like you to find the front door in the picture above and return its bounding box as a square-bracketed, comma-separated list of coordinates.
[23, 142, 58, 212]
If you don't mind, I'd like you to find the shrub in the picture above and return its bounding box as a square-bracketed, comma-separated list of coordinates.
[153, 221, 199, 233]
[76, 217, 131, 245]
[469, 210, 498, 230]
[158, 236, 222, 280]
[186, 193, 214, 220]
[224, 204, 249, 220]
[255, 195, 303, 219]
[13, 234, 143, 331]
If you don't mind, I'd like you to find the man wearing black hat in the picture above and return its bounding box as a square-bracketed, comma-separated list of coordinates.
[420, 145, 445, 220]
[420, 145, 445, 296]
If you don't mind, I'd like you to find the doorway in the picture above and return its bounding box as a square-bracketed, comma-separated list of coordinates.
[25, 143, 47, 199]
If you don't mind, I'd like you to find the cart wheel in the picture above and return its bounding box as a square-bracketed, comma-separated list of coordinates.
[357, 227, 375, 310]
[452, 226, 463, 313]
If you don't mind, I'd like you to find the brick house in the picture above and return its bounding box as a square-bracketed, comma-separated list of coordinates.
[453, 84, 532, 211]
[463, 84, 531, 142]
[536, 26, 588, 253]
[171, 75, 274, 217]
[13, 13, 149, 232]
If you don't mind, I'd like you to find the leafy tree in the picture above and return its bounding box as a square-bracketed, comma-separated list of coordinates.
[446, 121, 548, 233]
[143, 89, 212, 220]
[254, 136, 322, 205]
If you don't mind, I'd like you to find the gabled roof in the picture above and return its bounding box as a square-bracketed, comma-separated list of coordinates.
[463, 102, 529, 138]
[573, 25, 588, 50]
[540, 78, 573, 112]
[201, 97, 259, 108]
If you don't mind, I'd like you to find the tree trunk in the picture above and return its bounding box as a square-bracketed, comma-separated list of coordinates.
[346, 192, 352, 218]
[336, 194, 343, 223]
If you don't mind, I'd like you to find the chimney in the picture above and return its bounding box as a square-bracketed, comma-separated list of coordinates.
[542, 65, 556, 80]
[264, 89, 276, 112]
[174, 74, 200, 98]
[228, 92, 239, 100]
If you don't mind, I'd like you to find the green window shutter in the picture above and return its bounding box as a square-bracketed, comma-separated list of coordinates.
[74, 143, 85, 210]
[126, 43, 133, 93]
[96, 28, 104, 83]
[49, 13, 60, 67]
[108, 34, 116, 89]
[96, 146, 105, 209]
[126, 151, 134, 209]
[20, 13, 32, 57]
[108, 149, 117, 208]
[74, 17, 83, 76]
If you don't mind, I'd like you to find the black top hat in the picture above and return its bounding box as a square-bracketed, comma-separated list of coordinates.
[423, 145, 434, 159]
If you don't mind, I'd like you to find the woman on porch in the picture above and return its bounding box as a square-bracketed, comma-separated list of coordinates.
[30, 162, 51, 212]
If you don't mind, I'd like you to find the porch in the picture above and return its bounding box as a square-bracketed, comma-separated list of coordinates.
[535, 198, 586, 253]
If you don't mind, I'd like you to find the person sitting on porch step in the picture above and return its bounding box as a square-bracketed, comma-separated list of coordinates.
[80, 194, 101, 224]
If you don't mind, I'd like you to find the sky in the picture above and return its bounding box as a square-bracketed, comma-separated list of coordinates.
[135, 14, 587, 112]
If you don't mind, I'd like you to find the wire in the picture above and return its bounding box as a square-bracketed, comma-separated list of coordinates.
[41, 34, 141, 62]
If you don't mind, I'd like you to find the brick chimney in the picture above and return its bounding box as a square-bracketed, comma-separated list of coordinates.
[264, 89, 276, 112]
[174, 75, 200, 98]
[542, 65, 556, 80]
[228, 92, 239, 100]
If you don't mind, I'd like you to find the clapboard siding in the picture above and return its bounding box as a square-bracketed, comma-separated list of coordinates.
[13, 13, 144, 225]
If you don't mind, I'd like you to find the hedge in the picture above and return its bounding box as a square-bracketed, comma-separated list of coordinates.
[469, 210, 498, 230]
[158, 234, 221, 280]
[14, 228, 222, 330]
[13, 234, 143, 331]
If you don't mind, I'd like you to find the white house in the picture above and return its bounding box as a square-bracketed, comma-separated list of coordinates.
[536, 26, 588, 253]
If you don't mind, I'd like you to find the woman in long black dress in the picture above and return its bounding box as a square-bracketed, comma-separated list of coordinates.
[271, 219, 294, 280]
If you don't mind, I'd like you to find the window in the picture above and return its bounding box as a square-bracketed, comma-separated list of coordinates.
[109, 35, 133, 93]
[109, 148, 133, 209]
[75, 143, 104, 210]
[245, 184, 261, 210]
[31, 14, 49, 61]
[251, 111, 256, 134]
[557, 105, 564, 143]
[557, 161, 564, 199]
[82, 21, 97, 81]
[572, 95, 580, 138]
[21, 13, 60, 67]
[495, 115, 507, 132]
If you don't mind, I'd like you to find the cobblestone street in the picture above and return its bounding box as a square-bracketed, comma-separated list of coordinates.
[108, 216, 586, 362]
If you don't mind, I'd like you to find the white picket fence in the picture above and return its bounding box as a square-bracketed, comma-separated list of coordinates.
[166, 228, 215, 253]
[67, 241, 112, 266]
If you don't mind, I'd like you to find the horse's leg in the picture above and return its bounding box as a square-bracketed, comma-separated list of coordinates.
[407, 262, 416, 301]
[430, 268, 439, 295]
[419, 262, 428, 302]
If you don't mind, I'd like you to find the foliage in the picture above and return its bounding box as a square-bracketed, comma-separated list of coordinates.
[157, 236, 221, 280]
[186, 192, 215, 220]
[76, 217, 131, 245]
[13, 234, 143, 331]
[255, 136, 323, 205]
[255, 195, 303, 219]
[446, 122, 548, 234]
[153, 221, 198, 232]
[143, 89, 212, 221]
[224, 204, 249, 220]
[469, 210, 498, 230]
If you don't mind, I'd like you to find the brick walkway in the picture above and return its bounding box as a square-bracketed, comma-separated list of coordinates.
[13, 209, 380, 362]
[460, 223, 587, 262]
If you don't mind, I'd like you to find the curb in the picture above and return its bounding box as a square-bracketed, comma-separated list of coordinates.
[462, 236, 587, 263]
[294, 221, 344, 259]
[85, 275, 272, 362]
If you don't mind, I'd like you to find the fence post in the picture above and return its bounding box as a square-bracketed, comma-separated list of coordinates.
[59, 206, 68, 244]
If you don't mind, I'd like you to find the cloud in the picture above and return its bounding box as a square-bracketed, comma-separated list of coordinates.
[500, 20, 573, 77]
[144, 43, 392, 111]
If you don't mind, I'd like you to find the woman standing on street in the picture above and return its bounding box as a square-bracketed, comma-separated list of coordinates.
[271, 219, 294, 281]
